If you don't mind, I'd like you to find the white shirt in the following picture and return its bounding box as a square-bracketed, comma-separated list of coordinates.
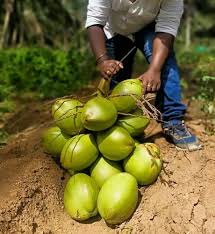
[85, 0, 184, 39]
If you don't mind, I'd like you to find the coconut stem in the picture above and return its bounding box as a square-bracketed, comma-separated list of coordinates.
[97, 77, 111, 97]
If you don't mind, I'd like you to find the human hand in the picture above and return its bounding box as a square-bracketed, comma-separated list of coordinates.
[97, 60, 123, 79]
[138, 69, 161, 93]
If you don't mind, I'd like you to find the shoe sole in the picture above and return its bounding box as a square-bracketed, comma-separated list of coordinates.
[175, 144, 203, 152]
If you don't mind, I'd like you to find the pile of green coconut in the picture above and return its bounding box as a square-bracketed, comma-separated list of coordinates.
[41, 79, 162, 225]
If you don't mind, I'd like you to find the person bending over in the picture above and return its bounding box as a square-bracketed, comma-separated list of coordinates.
[85, 0, 201, 151]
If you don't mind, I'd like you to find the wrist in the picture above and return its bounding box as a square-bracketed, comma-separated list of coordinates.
[148, 64, 162, 73]
[96, 53, 110, 65]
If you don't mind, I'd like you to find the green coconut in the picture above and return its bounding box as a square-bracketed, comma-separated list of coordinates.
[41, 126, 70, 157]
[81, 96, 117, 131]
[90, 157, 122, 188]
[97, 172, 138, 224]
[64, 173, 99, 221]
[117, 109, 150, 136]
[52, 98, 84, 135]
[123, 143, 162, 185]
[109, 79, 143, 113]
[61, 134, 99, 171]
[97, 126, 135, 161]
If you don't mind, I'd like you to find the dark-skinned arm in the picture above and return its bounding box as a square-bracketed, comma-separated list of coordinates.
[140, 0, 184, 93]
[87, 25, 108, 62]
[87, 25, 123, 79]
[139, 32, 174, 92]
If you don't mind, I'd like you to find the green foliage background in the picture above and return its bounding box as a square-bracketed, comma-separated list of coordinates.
[0, 46, 96, 101]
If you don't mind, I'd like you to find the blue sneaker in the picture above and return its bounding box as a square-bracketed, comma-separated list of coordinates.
[162, 120, 202, 151]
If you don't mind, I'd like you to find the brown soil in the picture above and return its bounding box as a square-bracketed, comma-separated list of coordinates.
[0, 93, 215, 234]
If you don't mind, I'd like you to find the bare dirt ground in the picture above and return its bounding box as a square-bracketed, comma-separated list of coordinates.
[0, 91, 215, 234]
